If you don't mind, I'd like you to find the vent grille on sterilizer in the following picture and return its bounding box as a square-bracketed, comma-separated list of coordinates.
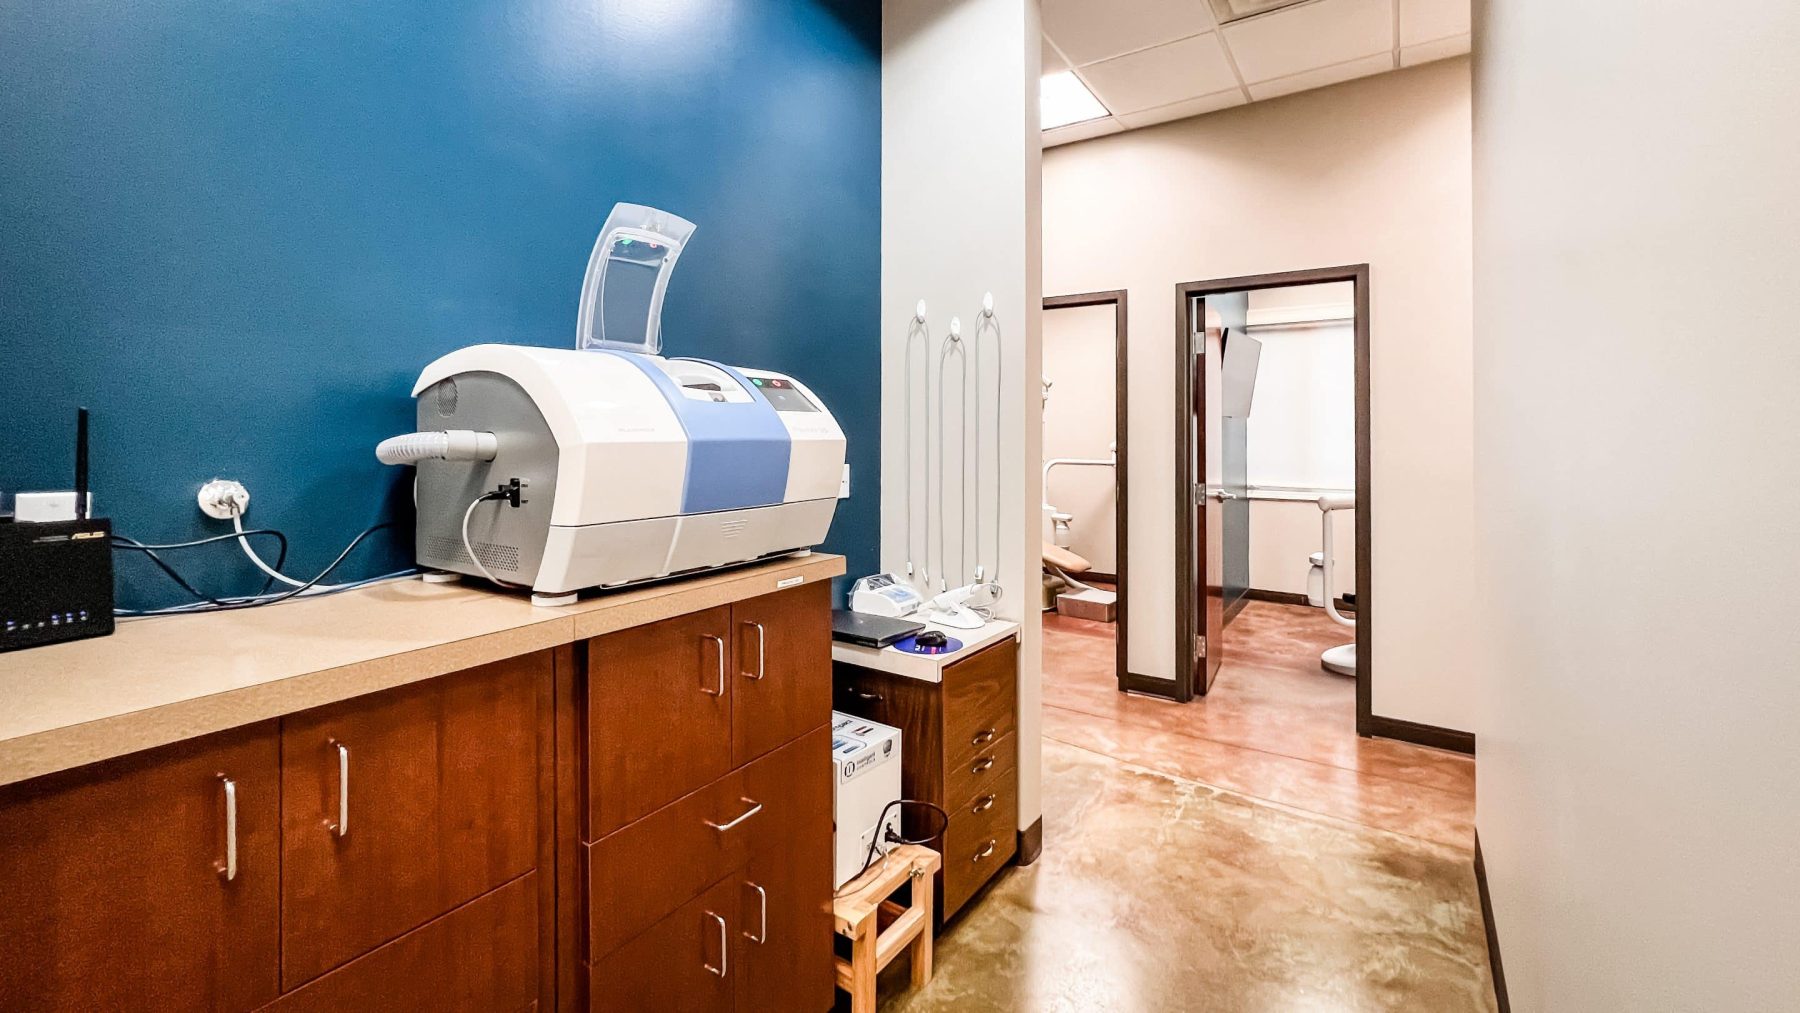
[425, 535, 520, 572]
[435, 378, 458, 417]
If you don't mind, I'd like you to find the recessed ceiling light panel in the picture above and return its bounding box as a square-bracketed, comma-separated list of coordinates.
[1040, 71, 1109, 130]
[1208, 0, 1315, 24]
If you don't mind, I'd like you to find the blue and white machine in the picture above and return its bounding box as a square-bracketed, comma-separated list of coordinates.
[377, 204, 845, 604]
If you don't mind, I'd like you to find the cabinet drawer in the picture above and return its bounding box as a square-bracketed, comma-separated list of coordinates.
[280, 654, 542, 989]
[591, 874, 737, 1013]
[943, 731, 1017, 821]
[942, 638, 1017, 771]
[258, 873, 538, 1013]
[941, 768, 1018, 918]
[588, 606, 735, 839]
[588, 726, 829, 960]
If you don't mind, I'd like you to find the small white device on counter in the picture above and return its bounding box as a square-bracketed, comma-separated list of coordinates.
[375, 204, 846, 605]
[831, 712, 903, 888]
[850, 573, 923, 618]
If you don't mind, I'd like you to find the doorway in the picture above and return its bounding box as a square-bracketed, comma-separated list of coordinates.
[1175, 266, 1372, 734]
[1040, 291, 1130, 692]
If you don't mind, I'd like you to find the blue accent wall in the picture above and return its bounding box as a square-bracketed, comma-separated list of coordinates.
[0, 1, 880, 608]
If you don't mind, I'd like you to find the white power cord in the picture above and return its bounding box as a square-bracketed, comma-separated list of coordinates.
[461, 493, 522, 588]
[232, 510, 350, 593]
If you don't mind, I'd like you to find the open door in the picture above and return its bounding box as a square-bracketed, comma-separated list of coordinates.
[1177, 290, 1245, 699]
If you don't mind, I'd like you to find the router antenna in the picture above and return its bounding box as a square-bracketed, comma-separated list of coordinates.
[74, 407, 89, 521]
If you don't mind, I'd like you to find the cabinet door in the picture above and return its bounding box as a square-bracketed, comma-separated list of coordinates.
[592, 874, 737, 1013]
[736, 803, 834, 1012]
[0, 722, 280, 1012]
[587, 605, 734, 839]
[281, 653, 542, 989]
[732, 582, 831, 764]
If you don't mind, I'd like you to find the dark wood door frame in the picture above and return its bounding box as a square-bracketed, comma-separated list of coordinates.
[1175, 265, 1373, 734]
[1042, 291, 1157, 694]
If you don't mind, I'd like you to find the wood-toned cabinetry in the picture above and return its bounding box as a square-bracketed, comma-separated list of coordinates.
[834, 636, 1020, 920]
[0, 720, 282, 1012]
[0, 652, 554, 1013]
[582, 581, 834, 1012]
[0, 566, 838, 1013]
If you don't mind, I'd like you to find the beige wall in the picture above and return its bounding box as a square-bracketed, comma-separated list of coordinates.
[882, 0, 1043, 832]
[1043, 58, 1475, 731]
[1473, 2, 1800, 1006]
[1042, 302, 1117, 573]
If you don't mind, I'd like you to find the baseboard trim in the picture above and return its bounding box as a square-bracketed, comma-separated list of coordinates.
[1118, 671, 1177, 698]
[1243, 587, 1310, 606]
[1368, 714, 1476, 755]
[1017, 817, 1043, 866]
[1474, 831, 1511, 1013]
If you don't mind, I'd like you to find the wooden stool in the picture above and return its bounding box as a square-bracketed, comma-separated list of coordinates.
[833, 844, 941, 1013]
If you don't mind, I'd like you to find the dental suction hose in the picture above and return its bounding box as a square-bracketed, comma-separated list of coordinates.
[375, 430, 499, 466]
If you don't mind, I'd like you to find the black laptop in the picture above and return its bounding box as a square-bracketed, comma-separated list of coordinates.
[831, 609, 926, 648]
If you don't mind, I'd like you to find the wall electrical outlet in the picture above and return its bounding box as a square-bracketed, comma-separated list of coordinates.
[197, 479, 251, 519]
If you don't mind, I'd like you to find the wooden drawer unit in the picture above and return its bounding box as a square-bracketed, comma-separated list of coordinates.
[941, 638, 1018, 770]
[586, 727, 829, 960]
[280, 653, 543, 989]
[941, 766, 1019, 917]
[832, 635, 1020, 921]
[580, 583, 835, 1012]
[0, 722, 282, 1012]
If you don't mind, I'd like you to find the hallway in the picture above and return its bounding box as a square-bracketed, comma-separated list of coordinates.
[1042, 601, 1474, 850]
[876, 602, 1495, 1011]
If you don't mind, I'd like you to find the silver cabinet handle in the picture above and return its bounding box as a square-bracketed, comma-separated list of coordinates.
[705, 797, 764, 831]
[701, 635, 725, 696]
[973, 840, 997, 862]
[328, 740, 349, 838]
[971, 728, 997, 747]
[971, 793, 997, 815]
[745, 882, 767, 943]
[218, 775, 238, 881]
[971, 756, 996, 774]
[744, 622, 766, 680]
[703, 911, 728, 977]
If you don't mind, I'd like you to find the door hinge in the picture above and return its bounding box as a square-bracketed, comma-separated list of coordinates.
[1194, 634, 1207, 660]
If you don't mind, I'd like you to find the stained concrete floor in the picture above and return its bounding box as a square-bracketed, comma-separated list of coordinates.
[1043, 603, 1475, 849]
[871, 602, 1492, 1011]
[882, 739, 1495, 1012]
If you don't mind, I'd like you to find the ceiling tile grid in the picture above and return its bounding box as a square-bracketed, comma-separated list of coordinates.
[1041, 0, 1470, 146]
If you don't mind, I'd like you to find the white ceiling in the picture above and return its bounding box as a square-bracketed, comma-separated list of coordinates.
[1042, 0, 1470, 146]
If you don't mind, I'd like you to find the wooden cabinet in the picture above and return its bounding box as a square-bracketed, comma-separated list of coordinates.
[586, 604, 734, 839]
[592, 875, 738, 1013]
[0, 721, 282, 1012]
[280, 652, 543, 988]
[0, 570, 836, 1013]
[736, 801, 834, 1013]
[833, 636, 1020, 921]
[583, 585, 835, 1011]
[732, 582, 832, 764]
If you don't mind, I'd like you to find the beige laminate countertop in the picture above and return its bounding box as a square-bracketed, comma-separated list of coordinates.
[0, 552, 845, 788]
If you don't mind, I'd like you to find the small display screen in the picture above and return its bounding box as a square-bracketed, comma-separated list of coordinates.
[749, 376, 819, 413]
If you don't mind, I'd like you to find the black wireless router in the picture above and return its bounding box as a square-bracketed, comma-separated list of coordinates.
[1, 408, 115, 652]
